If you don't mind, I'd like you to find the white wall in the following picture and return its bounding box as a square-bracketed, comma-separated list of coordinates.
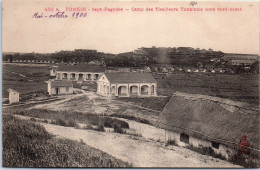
[49, 86, 73, 95]
[9, 92, 19, 104]
[166, 130, 235, 159]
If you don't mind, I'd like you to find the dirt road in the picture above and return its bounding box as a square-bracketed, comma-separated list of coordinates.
[42, 123, 240, 168]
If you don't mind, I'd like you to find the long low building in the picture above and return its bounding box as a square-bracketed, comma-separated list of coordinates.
[56, 63, 106, 81]
[97, 72, 157, 97]
[158, 92, 259, 159]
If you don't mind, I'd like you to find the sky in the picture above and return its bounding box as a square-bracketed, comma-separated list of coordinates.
[2, 0, 259, 54]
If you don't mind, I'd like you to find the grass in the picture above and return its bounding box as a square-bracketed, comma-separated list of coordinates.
[2, 63, 50, 99]
[154, 73, 259, 105]
[110, 113, 152, 125]
[12, 109, 129, 130]
[2, 114, 132, 167]
[116, 96, 171, 112]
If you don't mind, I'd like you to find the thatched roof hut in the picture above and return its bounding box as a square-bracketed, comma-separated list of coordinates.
[158, 92, 259, 150]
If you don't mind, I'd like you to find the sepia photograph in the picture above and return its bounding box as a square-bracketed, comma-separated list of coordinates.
[2, 0, 260, 168]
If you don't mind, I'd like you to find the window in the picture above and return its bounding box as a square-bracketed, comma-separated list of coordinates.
[180, 133, 189, 144]
[211, 141, 219, 149]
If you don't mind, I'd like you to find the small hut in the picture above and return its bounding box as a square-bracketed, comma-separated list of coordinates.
[7, 89, 20, 104]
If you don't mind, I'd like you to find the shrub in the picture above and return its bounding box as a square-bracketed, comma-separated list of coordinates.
[186, 145, 226, 161]
[68, 119, 77, 127]
[166, 139, 177, 146]
[51, 118, 78, 128]
[97, 124, 105, 132]
[228, 153, 259, 168]
[113, 124, 125, 134]
[30, 117, 37, 121]
[102, 117, 129, 129]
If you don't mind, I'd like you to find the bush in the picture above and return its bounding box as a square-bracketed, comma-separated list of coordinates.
[97, 124, 105, 132]
[186, 145, 226, 161]
[102, 117, 129, 129]
[166, 139, 177, 146]
[228, 153, 259, 168]
[68, 119, 77, 127]
[2, 114, 131, 167]
[113, 124, 125, 134]
[30, 117, 37, 122]
[51, 118, 78, 128]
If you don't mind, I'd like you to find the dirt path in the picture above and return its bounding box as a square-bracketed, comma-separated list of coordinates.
[41, 123, 240, 168]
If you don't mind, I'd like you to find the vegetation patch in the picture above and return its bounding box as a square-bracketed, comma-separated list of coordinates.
[110, 113, 152, 125]
[3, 114, 132, 167]
[13, 109, 129, 130]
[116, 97, 171, 112]
[186, 144, 226, 161]
[50, 118, 78, 128]
[166, 139, 177, 146]
[228, 153, 259, 168]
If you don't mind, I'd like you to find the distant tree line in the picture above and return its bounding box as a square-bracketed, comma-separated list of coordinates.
[2, 47, 259, 74]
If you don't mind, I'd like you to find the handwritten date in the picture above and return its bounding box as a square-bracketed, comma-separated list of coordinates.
[32, 12, 87, 19]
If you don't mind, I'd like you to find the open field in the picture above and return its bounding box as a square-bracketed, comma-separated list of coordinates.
[2, 63, 51, 99]
[154, 73, 259, 105]
[2, 114, 131, 167]
[3, 63, 259, 105]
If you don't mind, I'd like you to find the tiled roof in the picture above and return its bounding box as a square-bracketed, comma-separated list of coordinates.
[104, 72, 157, 84]
[50, 80, 73, 87]
[57, 64, 105, 72]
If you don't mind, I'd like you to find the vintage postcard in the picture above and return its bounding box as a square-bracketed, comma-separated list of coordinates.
[2, 0, 259, 168]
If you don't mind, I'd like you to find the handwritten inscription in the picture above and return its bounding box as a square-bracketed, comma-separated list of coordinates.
[33, 12, 87, 19]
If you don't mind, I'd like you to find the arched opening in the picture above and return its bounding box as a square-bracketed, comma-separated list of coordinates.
[78, 74, 83, 80]
[118, 86, 127, 96]
[70, 73, 76, 80]
[94, 74, 99, 80]
[151, 85, 155, 94]
[141, 85, 149, 95]
[111, 86, 116, 95]
[103, 85, 107, 94]
[57, 73, 61, 79]
[107, 86, 109, 95]
[130, 86, 138, 95]
[62, 73, 67, 79]
[86, 74, 92, 80]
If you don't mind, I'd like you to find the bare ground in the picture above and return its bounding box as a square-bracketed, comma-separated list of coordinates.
[41, 122, 239, 168]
